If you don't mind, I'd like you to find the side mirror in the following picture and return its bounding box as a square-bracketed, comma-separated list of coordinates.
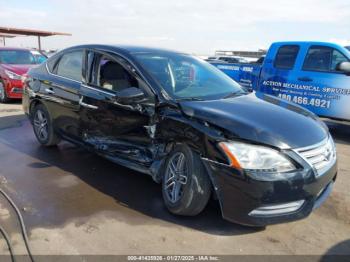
[337, 61, 350, 75]
[115, 87, 145, 103]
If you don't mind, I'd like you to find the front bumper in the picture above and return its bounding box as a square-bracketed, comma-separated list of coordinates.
[3, 78, 23, 99]
[203, 159, 337, 226]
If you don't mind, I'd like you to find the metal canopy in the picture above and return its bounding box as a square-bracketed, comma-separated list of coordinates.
[0, 33, 17, 47]
[0, 26, 71, 37]
[0, 26, 71, 50]
[0, 34, 17, 38]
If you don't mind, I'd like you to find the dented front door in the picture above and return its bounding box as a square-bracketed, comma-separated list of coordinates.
[78, 84, 154, 165]
[79, 50, 156, 165]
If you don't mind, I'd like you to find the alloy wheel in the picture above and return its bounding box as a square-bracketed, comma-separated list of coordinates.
[164, 152, 188, 203]
[33, 110, 49, 141]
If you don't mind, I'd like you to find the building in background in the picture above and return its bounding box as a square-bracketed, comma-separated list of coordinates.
[215, 49, 267, 59]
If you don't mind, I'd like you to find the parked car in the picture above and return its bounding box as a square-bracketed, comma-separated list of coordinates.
[208, 56, 248, 64]
[254, 55, 265, 64]
[30, 50, 47, 64]
[210, 41, 350, 121]
[41, 50, 58, 58]
[22, 45, 337, 226]
[0, 47, 42, 102]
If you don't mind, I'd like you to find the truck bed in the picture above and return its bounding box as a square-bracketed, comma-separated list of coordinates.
[210, 62, 261, 91]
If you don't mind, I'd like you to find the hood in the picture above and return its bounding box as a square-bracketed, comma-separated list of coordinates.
[1, 64, 35, 75]
[179, 92, 328, 149]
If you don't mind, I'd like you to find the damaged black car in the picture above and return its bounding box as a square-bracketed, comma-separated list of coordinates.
[22, 45, 337, 226]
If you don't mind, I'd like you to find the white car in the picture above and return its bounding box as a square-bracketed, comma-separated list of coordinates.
[30, 50, 47, 64]
[207, 56, 248, 64]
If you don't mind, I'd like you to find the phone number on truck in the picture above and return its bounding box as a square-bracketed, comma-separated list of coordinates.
[278, 94, 331, 108]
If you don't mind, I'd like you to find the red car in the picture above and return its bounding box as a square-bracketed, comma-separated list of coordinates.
[0, 47, 45, 102]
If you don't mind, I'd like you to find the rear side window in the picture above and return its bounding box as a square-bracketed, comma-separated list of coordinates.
[56, 51, 83, 81]
[303, 46, 349, 72]
[47, 55, 59, 72]
[274, 45, 300, 69]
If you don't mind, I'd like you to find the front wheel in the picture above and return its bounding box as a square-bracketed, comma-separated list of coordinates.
[32, 104, 61, 146]
[162, 144, 211, 216]
[0, 81, 9, 103]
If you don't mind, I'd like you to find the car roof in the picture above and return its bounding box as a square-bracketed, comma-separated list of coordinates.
[0, 47, 31, 51]
[271, 41, 350, 55]
[64, 44, 187, 57]
[272, 41, 346, 49]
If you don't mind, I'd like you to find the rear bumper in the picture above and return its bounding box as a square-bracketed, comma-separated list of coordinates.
[203, 159, 337, 226]
[3, 78, 23, 99]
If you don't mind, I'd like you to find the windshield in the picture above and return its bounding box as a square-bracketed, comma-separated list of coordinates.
[134, 52, 244, 100]
[31, 51, 47, 64]
[0, 50, 37, 65]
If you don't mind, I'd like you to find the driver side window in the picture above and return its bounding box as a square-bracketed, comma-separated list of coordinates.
[302, 46, 349, 72]
[331, 50, 349, 71]
[87, 52, 139, 92]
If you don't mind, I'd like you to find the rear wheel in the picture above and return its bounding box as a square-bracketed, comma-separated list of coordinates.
[32, 104, 60, 146]
[162, 144, 211, 216]
[0, 81, 9, 103]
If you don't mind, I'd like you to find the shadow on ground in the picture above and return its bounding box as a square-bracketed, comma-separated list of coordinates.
[320, 239, 350, 261]
[325, 120, 350, 146]
[0, 114, 27, 129]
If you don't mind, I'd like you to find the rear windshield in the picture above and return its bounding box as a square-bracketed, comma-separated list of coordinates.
[0, 50, 37, 64]
[274, 45, 300, 69]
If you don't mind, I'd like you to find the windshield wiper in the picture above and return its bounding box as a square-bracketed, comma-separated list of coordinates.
[223, 91, 247, 99]
[176, 97, 205, 101]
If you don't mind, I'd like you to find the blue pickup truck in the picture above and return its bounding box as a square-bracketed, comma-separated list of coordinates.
[211, 42, 350, 121]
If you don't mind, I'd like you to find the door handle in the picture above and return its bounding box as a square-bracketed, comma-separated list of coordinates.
[45, 88, 55, 94]
[298, 77, 313, 82]
[79, 98, 98, 110]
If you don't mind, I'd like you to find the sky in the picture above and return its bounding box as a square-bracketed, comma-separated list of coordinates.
[0, 0, 349, 55]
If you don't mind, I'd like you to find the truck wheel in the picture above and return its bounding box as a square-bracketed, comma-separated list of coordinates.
[32, 104, 61, 146]
[162, 144, 211, 216]
[0, 81, 9, 103]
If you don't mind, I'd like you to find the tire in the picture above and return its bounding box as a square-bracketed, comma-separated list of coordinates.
[0, 80, 9, 103]
[162, 144, 211, 216]
[32, 104, 61, 146]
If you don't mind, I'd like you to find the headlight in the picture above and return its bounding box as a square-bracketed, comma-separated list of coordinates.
[219, 141, 296, 174]
[5, 70, 22, 80]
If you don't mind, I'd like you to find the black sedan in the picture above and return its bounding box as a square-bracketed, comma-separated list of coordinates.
[22, 45, 337, 226]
